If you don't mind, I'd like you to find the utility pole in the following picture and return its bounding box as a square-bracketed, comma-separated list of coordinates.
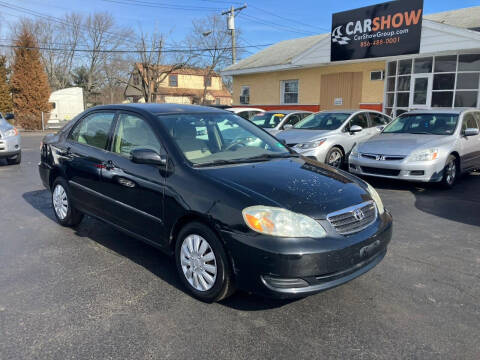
[222, 3, 247, 64]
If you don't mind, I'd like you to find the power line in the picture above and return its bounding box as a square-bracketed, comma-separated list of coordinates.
[101, 0, 222, 12]
[238, 13, 318, 36]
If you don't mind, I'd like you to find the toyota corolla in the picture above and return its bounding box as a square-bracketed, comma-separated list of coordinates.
[39, 104, 392, 302]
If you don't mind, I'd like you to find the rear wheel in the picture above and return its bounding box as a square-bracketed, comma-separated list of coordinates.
[175, 222, 235, 302]
[51, 177, 84, 226]
[6, 152, 21, 165]
[441, 155, 458, 189]
[325, 146, 343, 169]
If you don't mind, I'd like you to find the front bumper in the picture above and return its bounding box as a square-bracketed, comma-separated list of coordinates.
[0, 135, 21, 158]
[220, 210, 392, 299]
[348, 155, 445, 182]
[293, 147, 328, 163]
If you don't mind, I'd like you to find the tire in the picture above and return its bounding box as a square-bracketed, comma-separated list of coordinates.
[325, 146, 344, 169]
[440, 155, 458, 189]
[6, 152, 21, 165]
[175, 222, 235, 302]
[51, 177, 84, 227]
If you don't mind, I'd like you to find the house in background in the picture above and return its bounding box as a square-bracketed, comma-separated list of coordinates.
[124, 64, 232, 106]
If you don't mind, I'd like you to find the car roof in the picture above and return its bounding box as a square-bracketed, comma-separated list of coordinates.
[403, 108, 477, 115]
[260, 110, 310, 115]
[91, 103, 229, 114]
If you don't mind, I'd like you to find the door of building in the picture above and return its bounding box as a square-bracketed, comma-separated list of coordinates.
[320, 72, 363, 110]
[409, 74, 432, 109]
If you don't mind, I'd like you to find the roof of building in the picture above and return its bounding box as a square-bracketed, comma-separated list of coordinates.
[424, 6, 480, 30]
[223, 6, 480, 74]
[156, 87, 231, 98]
[223, 34, 328, 73]
[135, 63, 221, 77]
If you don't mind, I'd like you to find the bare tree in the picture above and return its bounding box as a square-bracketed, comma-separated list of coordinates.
[188, 15, 233, 104]
[127, 29, 195, 103]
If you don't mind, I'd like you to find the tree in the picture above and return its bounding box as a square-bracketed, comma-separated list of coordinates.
[188, 15, 233, 104]
[10, 26, 51, 130]
[0, 56, 13, 115]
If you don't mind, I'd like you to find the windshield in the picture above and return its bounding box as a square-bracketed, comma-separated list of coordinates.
[294, 112, 350, 130]
[383, 113, 459, 135]
[251, 112, 286, 128]
[158, 112, 291, 166]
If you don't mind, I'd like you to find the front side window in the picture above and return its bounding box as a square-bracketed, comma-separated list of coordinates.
[169, 74, 178, 87]
[294, 112, 350, 130]
[281, 80, 298, 104]
[370, 113, 390, 126]
[462, 113, 479, 131]
[69, 112, 115, 149]
[159, 112, 289, 166]
[240, 86, 249, 104]
[285, 114, 301, 126]
[112, 113, 162, 157]
[348, 113, 369, 129]
[252, 113, 286, 129]
[383, 114, 459, 135]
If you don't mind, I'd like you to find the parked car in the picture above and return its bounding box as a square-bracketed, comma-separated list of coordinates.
[226, 107, 264, 120]
[251, 110, 312, 135]
[39, 104, 392, 302]
[349, 109, 480, 188]
[0, 113, 21, 165]
[276, 110, 392, 168]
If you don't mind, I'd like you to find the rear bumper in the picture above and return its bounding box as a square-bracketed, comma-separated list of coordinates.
[220, 210, 393, 299]
[348, 155, 445, 182]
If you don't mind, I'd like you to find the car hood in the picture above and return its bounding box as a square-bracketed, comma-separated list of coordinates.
[0, 118, 13, 132]
[202, 158, 372, 219]
[358, 133, 452, 156]
[276, 129, 334, 144]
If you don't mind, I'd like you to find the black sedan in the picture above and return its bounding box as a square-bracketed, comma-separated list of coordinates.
[39, 104, 392, 302]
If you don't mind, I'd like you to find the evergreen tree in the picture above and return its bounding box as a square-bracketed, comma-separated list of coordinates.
[10, 27, 50, 130]
[0, 56, 13, 116]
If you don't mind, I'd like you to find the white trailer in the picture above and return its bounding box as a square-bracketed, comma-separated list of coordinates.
[48, 87, 84, 126]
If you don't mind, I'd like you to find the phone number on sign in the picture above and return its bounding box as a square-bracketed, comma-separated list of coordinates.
[360, 37, 400, 47]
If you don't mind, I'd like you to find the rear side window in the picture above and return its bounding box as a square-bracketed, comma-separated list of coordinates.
[112, 113, 162, 157]
[69, 112, 115, 149]
[370, 113, 390, 126]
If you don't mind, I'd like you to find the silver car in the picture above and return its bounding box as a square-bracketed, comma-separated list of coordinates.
[276, 110, 392, 168]
[0, 113, 21, 165]
[251, 110, 312, 136]
[349, 109, 480, 188]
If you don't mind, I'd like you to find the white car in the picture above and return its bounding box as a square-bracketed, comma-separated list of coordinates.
[226, 107, 264, 120]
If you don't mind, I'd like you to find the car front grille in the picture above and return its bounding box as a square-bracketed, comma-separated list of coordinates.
[327, 201, 377, 235]
[361, 153, 405, 161]
[361, 166, 401, 176]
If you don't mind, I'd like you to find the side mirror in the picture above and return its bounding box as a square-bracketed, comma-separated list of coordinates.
[464, 128, 479, 137]
[131, 148, 167, 166]
[350, 125, 363, 133]
[4, 113, 14, 120]
[283, 124, 293, 130]
[279, 138, 287, 145]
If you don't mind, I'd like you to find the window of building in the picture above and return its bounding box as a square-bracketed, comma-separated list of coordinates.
[281, 80, 298, 104]
[240, 86, 250, 104]
[414, 57, 433, 73]
[370, 71, 384, 81]
[133, 73, 140, 86]
[204, 76, 212, 87]
[169, 74, 178, 87]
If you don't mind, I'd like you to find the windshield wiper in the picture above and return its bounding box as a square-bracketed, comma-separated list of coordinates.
[409, 131, 431, 134]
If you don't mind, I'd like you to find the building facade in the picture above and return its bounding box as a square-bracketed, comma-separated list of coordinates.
[125, 64, 232, 106]
[222, 7, 480, 117]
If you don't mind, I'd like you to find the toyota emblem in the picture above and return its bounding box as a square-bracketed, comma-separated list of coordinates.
[353, 209, 365, 221]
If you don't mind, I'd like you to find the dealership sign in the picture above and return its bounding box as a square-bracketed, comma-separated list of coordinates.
[331, 0, 423, 61]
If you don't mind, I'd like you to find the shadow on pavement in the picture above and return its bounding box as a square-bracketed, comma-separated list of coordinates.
[365, 171, 480, 227]
[22, 188, 293, 310]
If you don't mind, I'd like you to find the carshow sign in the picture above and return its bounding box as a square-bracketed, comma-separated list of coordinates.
[331, 0, 423, 61]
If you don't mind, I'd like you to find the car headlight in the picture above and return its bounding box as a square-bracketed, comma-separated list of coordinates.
[350, 144, 359, 158]
[3, 128, 18, 138]
[294, 139, 326, 150]
[242, 206, 326, 238]
[367, 183, 385, 215]
[407, 148, 439, 162]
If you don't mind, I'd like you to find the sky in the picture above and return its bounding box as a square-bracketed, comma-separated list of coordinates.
[2, 0, 480, 59]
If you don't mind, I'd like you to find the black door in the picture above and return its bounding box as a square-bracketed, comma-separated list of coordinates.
[63, 111, 116, 218]
[100, 111, 167, 246]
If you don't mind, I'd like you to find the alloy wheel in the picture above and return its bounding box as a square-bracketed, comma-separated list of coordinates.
[180, 234, 217, 292]
[53, 184, 69, 220]
[445, 159, 456, 185]
[328, 149, 343, 168]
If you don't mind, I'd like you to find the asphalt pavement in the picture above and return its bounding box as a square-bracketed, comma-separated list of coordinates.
[0, 133, 479, 359]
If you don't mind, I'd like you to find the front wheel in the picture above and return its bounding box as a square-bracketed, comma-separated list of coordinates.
[440, 155, 458, 189]
[325, 146, 344, 169]
[175, 222, 235, 302]
[51, 177, 84, 226]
